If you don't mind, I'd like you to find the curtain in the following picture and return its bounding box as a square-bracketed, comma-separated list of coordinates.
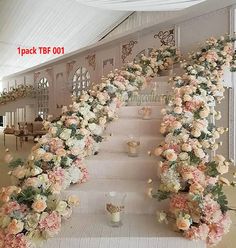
[76, 0, 207, 11]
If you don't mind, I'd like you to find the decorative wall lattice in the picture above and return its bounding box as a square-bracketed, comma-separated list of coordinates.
[37, 77, 49, 118]
[72, 67, 90, 97]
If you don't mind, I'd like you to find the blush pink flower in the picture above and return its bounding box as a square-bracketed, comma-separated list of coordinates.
[49, 138, 64, 153]
[170, 194, 188, 214]
[65, 116, 79, 127]
[205, 51, 219, 62]
[39, 211, 61, 237]
[1, 201, 21, 215]
[185, 224, 209, 241]
[4, 233, 29, 248]
[203, 195, 221, 223]
[79, 167, 89, 183]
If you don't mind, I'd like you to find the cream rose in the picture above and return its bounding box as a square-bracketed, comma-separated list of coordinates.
[154, 147, 163, 156]
[214, 154, 225, 163]
[183, 94, 192, 102]
[194, 148, 205, 159]
[191, 128, 201, 138]
[216, 163, 229, 174]
[165, 149, 177, 161]
[7, 219, 24, 234]
[12, 166, 27, 179]
[172, 121, 182, 130]
[60, 129, 72, 140]
[213, 131, 220, 139]
[201, 140, 210, 149]
[32, 197, 47, 213]
[179, 152, 189, 161]
[182, 143, 192, 152]
[160, 126, 166, 134]
[174, 107, 182, 114]
[189, 182, 204, 194]
[174, 98, 182, 106]
[199, 108, 210, 118]
[42, 152, 53, 162]
[68, 195, 80, 206]
[56, 201, 68, 213]
[176, 217, 191, 231]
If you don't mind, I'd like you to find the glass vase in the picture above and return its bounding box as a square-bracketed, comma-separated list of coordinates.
[105, 192, 126, 227]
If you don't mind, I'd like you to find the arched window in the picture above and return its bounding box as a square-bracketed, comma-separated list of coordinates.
[37, 77, 49, 118]
[72, 67, 90, 97]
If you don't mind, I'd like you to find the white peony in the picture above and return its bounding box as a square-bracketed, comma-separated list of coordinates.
[199, 108, 210, 118]
[182, 143, 192, 152]
[179, 152, 189, 160]
[191, 128, 201, 138]
[194, 148, 205, 159]
[60, 129, 72, 140]
[174, 107, 182, 114]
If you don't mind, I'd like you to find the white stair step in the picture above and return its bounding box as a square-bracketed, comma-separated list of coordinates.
[117, 105, 163, 118]
[87, 151, 159, 180]
[45, 213, 205, 248]
[101, 135, 163, 153]
[63, 179, 164, 214]
[105, 118, 162, 136]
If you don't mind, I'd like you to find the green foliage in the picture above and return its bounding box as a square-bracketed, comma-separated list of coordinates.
[8, 158, 24, 168]
[206, 161, 220, 177]
[152, 190, 171, 201]
[206, 184, 229, 213]
[92, 134, 103, 143]
[189, 151, 201, 165]
[11, 187, 51, 207]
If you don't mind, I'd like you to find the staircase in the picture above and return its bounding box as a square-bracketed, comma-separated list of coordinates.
[45, 77, 205, 247]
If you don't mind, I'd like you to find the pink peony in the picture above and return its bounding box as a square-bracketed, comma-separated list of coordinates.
[185, 224, 209, 241]
[48, 138, 64, 153]
[1, 201, 21, 215]
[39, 211, 61, 237]
[203, 195, 221, 223]
[4, 233, 29, 248]
[170, 194, 188, 214]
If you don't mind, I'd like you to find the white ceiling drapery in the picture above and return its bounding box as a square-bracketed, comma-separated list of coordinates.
[0, 0, 127, 80]
[76, 0, 207, 11]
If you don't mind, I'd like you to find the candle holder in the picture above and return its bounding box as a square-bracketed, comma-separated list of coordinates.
[105, 192, 126, 227]
[138, 106, 152, 120]
[127, 137, 140, 157]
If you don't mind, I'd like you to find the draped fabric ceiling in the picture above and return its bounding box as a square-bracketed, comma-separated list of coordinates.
[0, 0, 206, 80]
[76, 0, 207, 11]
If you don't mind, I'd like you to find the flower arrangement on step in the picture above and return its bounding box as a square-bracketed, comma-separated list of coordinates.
[0, 84, 35, 105]
[0, 47, 179, 247]
[152, 35, 236, 246]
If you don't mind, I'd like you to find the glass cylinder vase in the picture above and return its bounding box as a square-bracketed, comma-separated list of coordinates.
[105, 191, 126, 227]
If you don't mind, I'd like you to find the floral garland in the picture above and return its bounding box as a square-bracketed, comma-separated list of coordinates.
[0, 85, 35, 105]
[0, 47, 179, 247]
[153, 36, 236, 246]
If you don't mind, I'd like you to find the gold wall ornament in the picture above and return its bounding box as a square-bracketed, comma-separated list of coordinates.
[154, 29, 175, 46]
[121, 40, 138, 63]
[85, 54, 96, 70]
